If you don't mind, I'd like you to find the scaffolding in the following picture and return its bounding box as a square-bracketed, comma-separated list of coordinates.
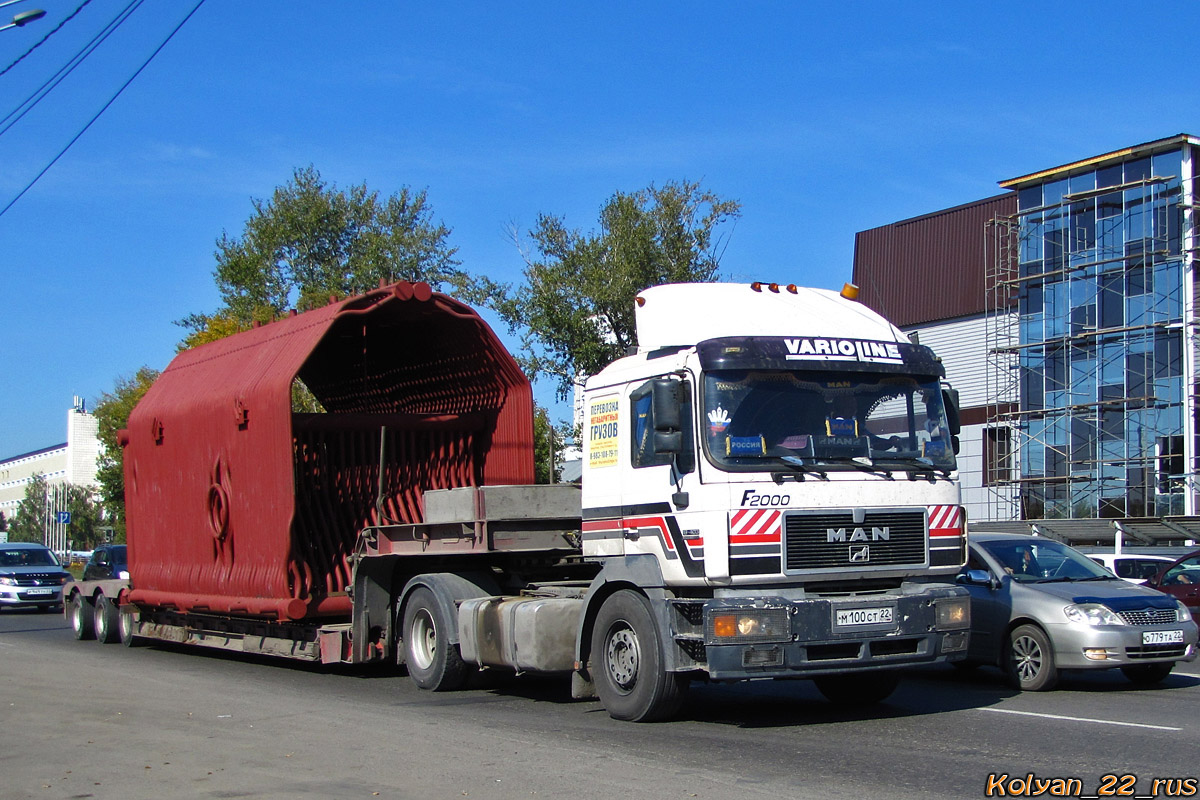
[983, 156, 1197, 525]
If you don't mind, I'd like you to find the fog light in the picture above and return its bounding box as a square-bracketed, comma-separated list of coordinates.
[942, 631, 968, 652]
[936, 597, 970, 629]
[1083, 648, 1110, 661]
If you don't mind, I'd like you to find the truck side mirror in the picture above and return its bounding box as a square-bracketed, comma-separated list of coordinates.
[652, 379, 682, 432]
[942, 387, 961, 436]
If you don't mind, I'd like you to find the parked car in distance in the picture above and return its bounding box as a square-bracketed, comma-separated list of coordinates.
[1144, 550, 1200, 625]
[957, 532, 1198, 691]
[82, 544, 128, 582]
[0, 542, 73, 612]
[1088, 552, 1176, 585]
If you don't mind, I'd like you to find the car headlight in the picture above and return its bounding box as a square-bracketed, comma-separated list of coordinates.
[0, 576, 15, 586]
[1175, 600, 1191, 623]
[117, 570, 130, 580]
[1064, 603, 1124, 626]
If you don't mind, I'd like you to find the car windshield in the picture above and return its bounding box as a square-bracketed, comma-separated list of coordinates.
[702, 369, 956, 473]
[0, 547, 60, 567]
[980, 539, 1114, 583]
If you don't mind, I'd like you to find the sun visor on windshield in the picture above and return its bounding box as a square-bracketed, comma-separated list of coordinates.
[697, 336, 944, 377]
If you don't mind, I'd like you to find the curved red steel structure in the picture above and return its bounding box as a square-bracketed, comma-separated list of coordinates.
[122, 282, 533, 621]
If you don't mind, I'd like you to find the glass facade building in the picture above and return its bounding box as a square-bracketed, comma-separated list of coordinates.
[995, 138, 1197, 522]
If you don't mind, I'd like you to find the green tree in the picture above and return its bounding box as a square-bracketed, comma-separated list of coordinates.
[93, 367, 160, 540]
[180, 165, 460, 346]
[8, 473, 48, 543]
[0, 510, 7, 534]
[469, 179, 740, 399]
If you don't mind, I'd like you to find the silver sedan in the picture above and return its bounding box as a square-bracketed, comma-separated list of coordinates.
[956, 532, 1198, 691]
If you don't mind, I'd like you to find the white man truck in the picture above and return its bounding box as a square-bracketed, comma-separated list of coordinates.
[67, 280, 969, 722]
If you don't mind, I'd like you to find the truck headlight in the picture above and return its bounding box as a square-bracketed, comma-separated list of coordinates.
[707, 607, 790, 644]
[1064, 603, 1124, 626]
[935, 597, 970, 629]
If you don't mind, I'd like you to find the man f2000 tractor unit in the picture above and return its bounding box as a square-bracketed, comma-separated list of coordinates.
[66, 280, 970, 722]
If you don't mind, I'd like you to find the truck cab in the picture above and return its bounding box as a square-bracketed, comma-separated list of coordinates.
[577, 283, 970, 717]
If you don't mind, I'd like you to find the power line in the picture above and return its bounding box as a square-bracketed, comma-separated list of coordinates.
[0, 0, 207, 220]
[0, 0, 144, 135]
[0, 0, 93, 78]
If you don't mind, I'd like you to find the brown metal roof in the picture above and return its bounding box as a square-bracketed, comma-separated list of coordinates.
[852, 192, 1016, 327]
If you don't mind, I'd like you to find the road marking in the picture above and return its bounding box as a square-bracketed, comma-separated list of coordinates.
[980, 707, 1181, 731]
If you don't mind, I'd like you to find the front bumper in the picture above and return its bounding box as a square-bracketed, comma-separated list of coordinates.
[698, 586, 970, 680]
[1047, 621, 1199, 669]
[0, 587, 63, 606]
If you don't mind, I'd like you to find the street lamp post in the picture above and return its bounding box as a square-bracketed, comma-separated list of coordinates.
[0, 4, 44, 32]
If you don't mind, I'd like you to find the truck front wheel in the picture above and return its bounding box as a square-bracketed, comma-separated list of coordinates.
[402, 587, 468, 691]
[590, 590, 687, 722]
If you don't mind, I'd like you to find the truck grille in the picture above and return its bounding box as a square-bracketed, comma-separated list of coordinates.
[784, 510, 927, 571]
[1117, 608, 1177, 626]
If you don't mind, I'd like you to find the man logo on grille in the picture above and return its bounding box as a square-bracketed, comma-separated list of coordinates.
[849, 545, 870, 562]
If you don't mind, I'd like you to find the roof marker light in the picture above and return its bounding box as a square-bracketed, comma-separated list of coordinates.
[750, 282, 763, 292]
[786, 284, 798, 294]
[636, 296, 646, 307]
[840, 282, 860, 301]
[768, 283, 780, 293]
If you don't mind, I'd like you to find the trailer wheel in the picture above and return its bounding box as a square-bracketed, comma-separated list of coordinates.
[814, 672, 901, 705]
[68, 594, 95, 641]
[94, 595, 121, 644]
[591, 590, 687, 722]
[119, 604, 142, 647]
[402, 587, 468, 691]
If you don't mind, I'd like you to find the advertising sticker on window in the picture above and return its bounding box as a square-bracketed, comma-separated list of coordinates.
[588, 396, 620, 468]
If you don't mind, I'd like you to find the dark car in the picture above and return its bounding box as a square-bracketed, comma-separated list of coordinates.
[82, 545, 128, 582]
[0, 542, 73, 612]
[1144, 550, 1200, 625]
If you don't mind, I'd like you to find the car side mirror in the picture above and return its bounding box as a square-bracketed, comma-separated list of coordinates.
[956, 569, 994, 587]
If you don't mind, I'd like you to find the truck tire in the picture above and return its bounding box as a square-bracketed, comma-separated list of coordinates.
[814, 672, 901, 705]
[94, 595, 121, 644]
[1006, 624, 1058, 691]
[68, 594, 95, 640]
[1121, 662, 1174, 685]
[402, 587, 468, 691]
[590, 590, 688, 722]
[119, 604, 142, 647]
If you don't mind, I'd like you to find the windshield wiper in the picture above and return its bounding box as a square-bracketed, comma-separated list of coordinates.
[873, 455, 952, 480]
[775, 456, 829, 482]
[817, 456, 894, 480]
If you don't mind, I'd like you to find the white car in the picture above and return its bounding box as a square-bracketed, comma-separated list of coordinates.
[1088, 553, 1176, 585]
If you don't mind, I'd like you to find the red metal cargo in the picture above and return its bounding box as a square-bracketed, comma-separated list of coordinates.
[121, 282, 533, 622]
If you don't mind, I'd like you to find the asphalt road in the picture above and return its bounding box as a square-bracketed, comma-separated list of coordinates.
[1, 608, 1198, 800]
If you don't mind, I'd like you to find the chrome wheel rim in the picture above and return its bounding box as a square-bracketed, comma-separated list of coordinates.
[410, 609, 436, 670]
[1012, 634, 1043, 683]
[606, 624, 640, 691]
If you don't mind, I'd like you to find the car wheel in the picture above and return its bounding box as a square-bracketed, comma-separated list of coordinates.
[814, 672, 901, 705]
[94, 595, 121, 644]
[590, 590, 688, 722]
[402, 587, 468, 691]
[1121, 662, 1174, 685]
[68, 594, 95, 640]
[1006, 624, 1058, 691]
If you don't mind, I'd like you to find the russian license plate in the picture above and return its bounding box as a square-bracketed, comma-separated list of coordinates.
[1142, 629, 1184, 645]
[836, 607, 894, 627]
[25, 588, 54, 596]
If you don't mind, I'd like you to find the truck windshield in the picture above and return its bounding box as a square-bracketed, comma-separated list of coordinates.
[702, 369, 956, 474]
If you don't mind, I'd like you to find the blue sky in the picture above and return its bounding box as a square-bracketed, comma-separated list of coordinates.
[1, 0, 1197, 459]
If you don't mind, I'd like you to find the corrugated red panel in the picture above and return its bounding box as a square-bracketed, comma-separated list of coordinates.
[123, 282, 533, 621]
[852, 193, 1016, 327]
